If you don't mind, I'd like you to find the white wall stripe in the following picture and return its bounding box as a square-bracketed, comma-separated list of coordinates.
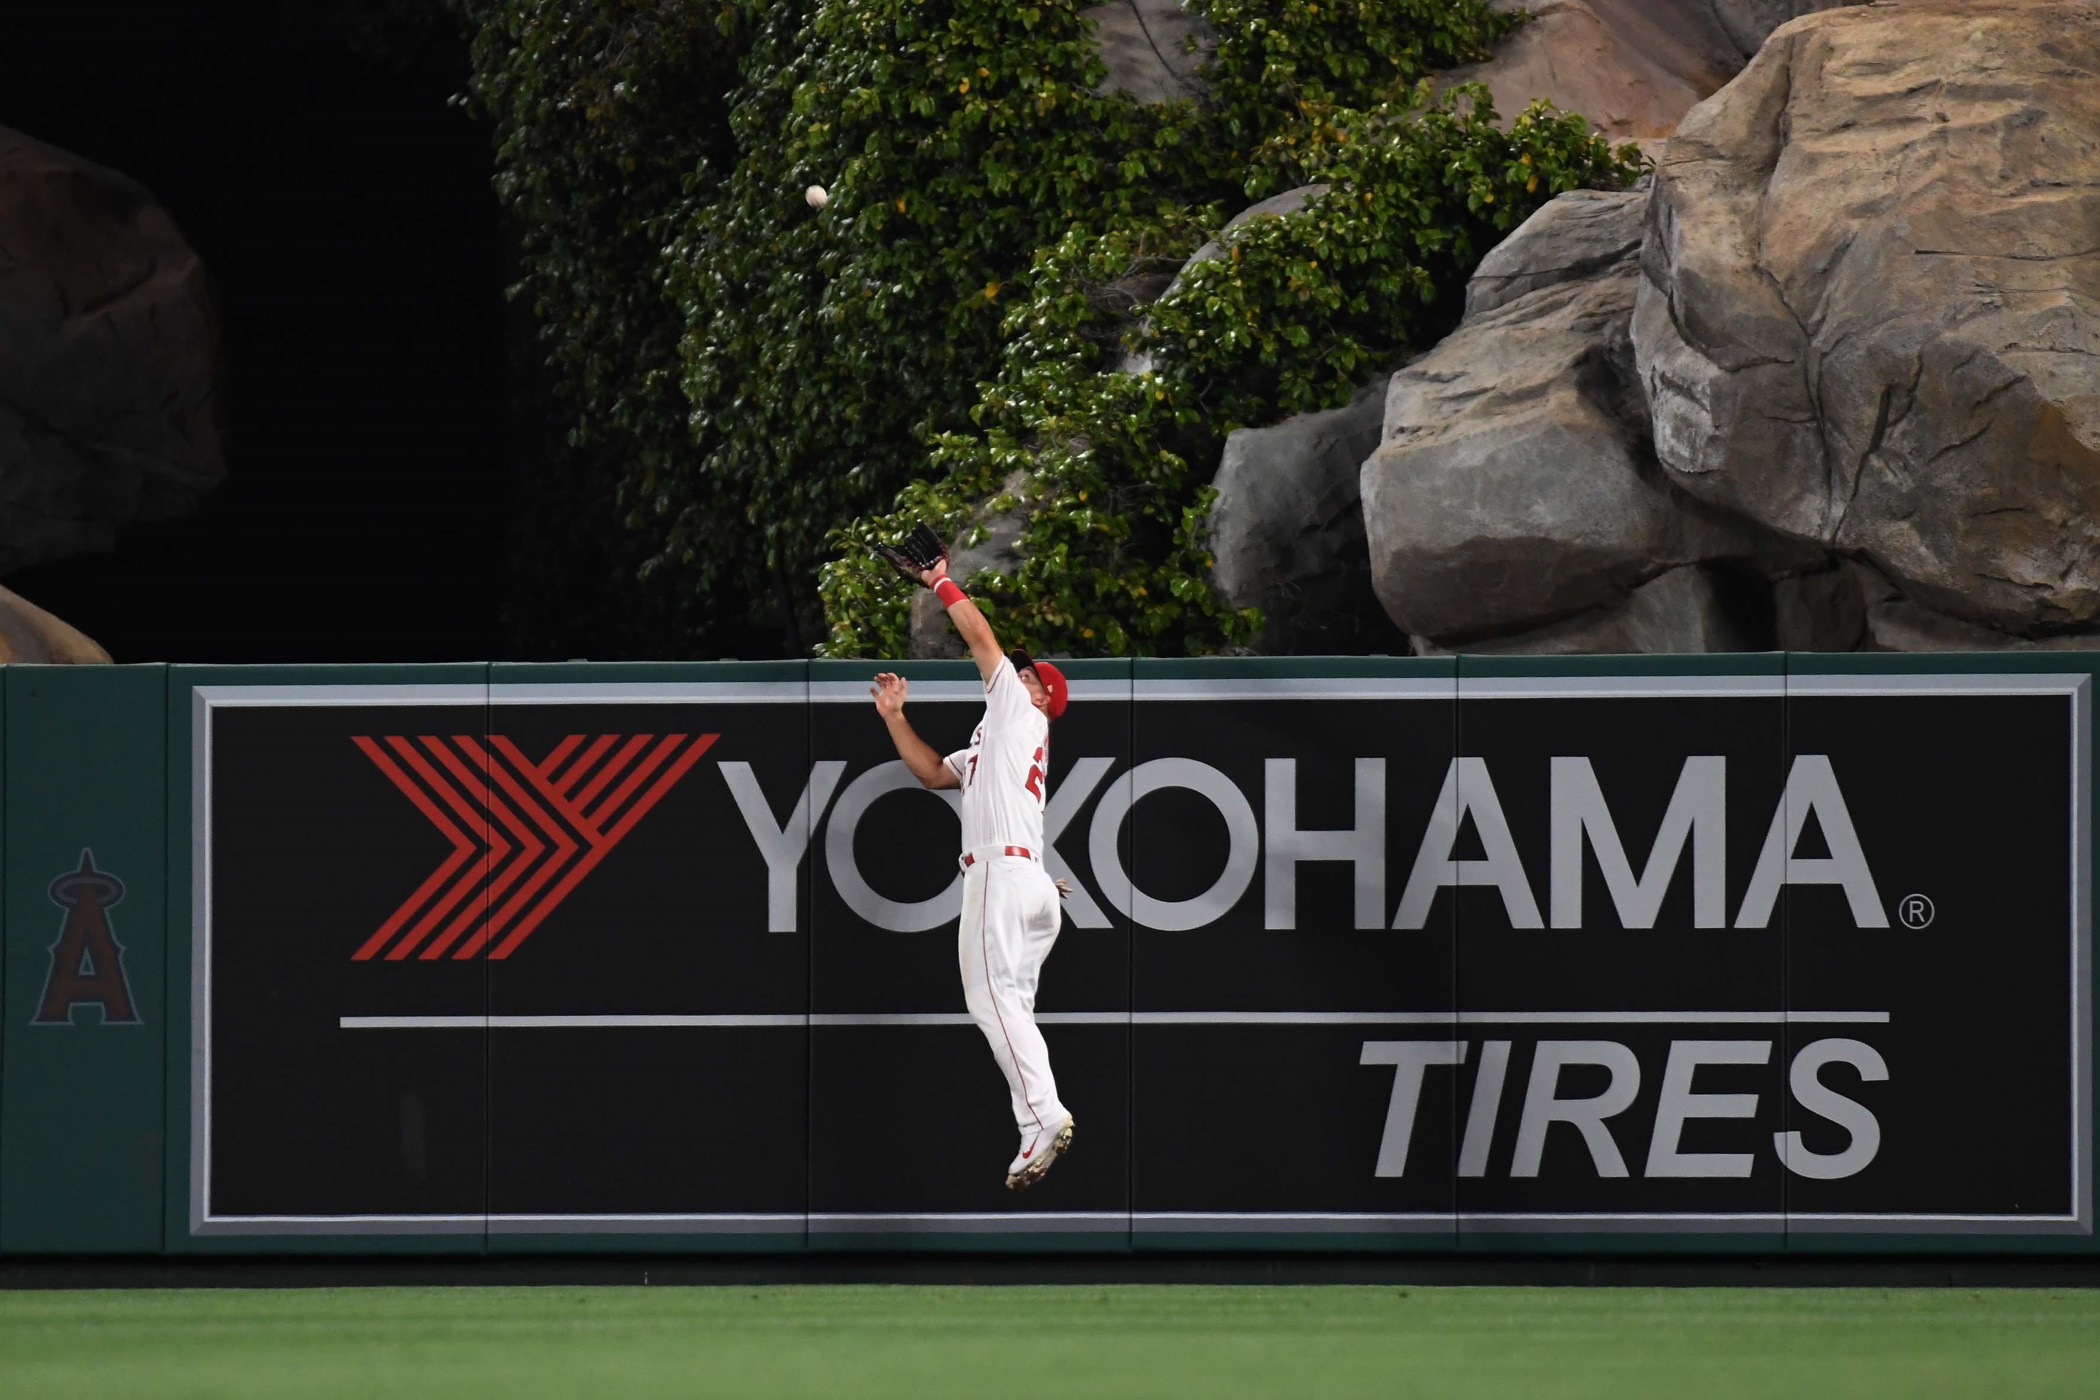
[338, 1009, 1889, 1030]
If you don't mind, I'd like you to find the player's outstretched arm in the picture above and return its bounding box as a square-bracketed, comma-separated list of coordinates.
[938, 580, 1005, 687]
[903, 553, 1001, 686]
[874, 523, 1003, 687]
[871, 672, 959, 790]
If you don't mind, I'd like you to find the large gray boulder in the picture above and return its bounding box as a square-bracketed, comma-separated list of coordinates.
[1465, 183, 1648, 318]
[0, 126, 223, 574]
[0, 584, 110, 663]
[1632, 0, 2100, 640]
[1082, 0, 1213, 105]
[1441, 0, 1853, 146]
[1362, 188, 1811, 647]
[1698, 0, 1854, 64]
[1843, 560, 2100, 653]
[1209, 384, 1406, 654]
[1412, 564, 1763, 655]
[1440, 0, 1720, 145]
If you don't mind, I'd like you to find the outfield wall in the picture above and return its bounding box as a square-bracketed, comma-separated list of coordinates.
[0, 656, 2091, 1254]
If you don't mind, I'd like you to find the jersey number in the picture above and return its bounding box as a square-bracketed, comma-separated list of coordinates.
[1025, 746, 1045, 802]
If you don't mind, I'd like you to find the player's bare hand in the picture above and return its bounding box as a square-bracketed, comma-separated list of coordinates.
[870, 672, 908, 718]
[1054, 877, 1071, 899]
[917, 555, 950, 589]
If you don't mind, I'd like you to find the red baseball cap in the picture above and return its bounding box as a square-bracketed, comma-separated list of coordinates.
[1009, 649, 1069, 719]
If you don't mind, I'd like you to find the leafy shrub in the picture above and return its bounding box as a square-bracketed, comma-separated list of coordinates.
[654, 0, 1221, 648]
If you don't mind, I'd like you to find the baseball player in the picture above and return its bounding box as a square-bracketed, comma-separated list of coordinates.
[870, 524, 1074, 1190]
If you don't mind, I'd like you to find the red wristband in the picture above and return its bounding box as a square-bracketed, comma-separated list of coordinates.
[933, 577, 966, 609]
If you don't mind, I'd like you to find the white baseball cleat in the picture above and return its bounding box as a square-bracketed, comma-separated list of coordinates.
[1005, 1115, 1075, 1191]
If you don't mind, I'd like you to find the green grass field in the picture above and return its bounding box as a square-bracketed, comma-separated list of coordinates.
[1, 1284, 2096, 1399]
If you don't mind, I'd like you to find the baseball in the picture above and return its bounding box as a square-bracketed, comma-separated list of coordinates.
[805, 184, 829, 210]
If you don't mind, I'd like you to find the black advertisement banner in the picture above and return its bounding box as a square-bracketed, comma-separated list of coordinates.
[186, 666, 2091, 1245]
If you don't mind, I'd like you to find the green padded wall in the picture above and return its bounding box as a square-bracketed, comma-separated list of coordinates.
[1, 664, 167, 1252]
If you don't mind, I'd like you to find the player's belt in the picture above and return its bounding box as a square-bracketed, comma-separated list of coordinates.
[960, 845, 1035, 868]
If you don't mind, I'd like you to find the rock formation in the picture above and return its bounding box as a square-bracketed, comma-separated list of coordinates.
[1209, 384, 1406, 654]
[1083, 0, 1213, 105]
[1283, 0, 2100, 656]
[1411, 563, 1768, 655]
[1633, 0, 2100, 644]
[0, 126, 223, 580]
[1021, 0, 2100, 658]
[1462, 185, 1648, 318]
[0, 585, 111, 663]
[1361, 188, 1823, 651]
[1441, 0, 1852, 147]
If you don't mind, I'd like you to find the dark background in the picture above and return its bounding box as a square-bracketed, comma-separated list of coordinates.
[0, 1, 521, 662]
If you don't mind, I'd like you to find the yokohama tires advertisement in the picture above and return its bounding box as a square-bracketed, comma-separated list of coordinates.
[183, 666, 2092, 1245]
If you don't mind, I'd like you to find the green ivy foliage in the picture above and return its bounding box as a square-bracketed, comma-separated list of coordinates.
[818, 89, 1641, 657]
[653, 0, 1222, 648]
[462, 0, 1634, 658]
[1199, 0, 1521, 165]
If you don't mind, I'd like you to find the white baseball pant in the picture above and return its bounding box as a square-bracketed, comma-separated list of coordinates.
[957, 852, 1068, 1137]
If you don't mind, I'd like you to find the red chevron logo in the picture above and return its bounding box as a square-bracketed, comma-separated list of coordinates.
[350, 731, 718, 961]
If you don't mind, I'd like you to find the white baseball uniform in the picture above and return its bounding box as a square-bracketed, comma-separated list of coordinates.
[944, 657, 1068, 1144]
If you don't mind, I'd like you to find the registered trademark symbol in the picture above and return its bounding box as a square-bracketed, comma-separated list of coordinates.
[1897, 894, 1935, 930]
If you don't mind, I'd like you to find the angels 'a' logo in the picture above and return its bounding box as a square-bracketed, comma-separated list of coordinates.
[354, 732, 718, 961]
[36, 850, 141, 1025]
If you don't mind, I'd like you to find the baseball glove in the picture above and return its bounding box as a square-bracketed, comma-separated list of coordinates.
[872, 522, 947, 587]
